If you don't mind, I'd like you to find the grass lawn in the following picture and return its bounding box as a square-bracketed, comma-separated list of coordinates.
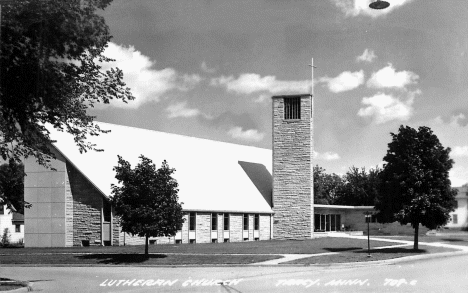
[286, 245, 456, 264]
[376, 235, 468, 246]
[0, 238, 395, 255]
[0, 253, 282, 265]
[0, 238, 459, 266]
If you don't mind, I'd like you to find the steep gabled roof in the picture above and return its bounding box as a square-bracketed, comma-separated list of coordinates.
[50, 122, 273, 213]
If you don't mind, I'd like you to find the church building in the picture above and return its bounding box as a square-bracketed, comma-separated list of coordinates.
[23, 94, 378, 247]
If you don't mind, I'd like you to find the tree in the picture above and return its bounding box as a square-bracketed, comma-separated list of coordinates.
[334, 166, 381, 206]
[0, 160, 28, 213]
[313, 165, 344, 205]
[375, 125, 456, 250]
[111, 155, 184, 255]
[0, 0, 134, 167]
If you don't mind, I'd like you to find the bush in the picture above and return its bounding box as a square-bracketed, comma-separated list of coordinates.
[0, 228, 11, 247]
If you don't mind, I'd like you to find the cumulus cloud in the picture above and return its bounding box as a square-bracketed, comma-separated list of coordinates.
[432, 113, 467, 128]
[314, 151, 341, 161]
[357, 90, 420, 124]
[332, 0, 414, 18]
[450, 165, 468, 187]
[166, 101, 212, 119]
[319, 70, 365, 93]
[367, 63, 419, 89]
[210, 74, 311, 95]
[356, 49, 376, 63]
[100, 43, 203, 108]
[452, 146, 468, 157]
[227, 127, 265, 142]
[201, 61, 216, 74]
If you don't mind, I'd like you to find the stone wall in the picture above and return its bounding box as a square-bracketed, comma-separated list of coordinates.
[196, 213, 211, 243]
[272, 95, 313, 239]
[230, 213, 242, 242]
[66, 162, 104, 246]
[260, 214, 271, 240]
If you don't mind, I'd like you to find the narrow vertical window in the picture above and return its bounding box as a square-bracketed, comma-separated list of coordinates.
[284, 97, 301, 120]
[0, 205, 4, 215]
[453, 214, 458, 224]
[103, 200, 111, 222]
[243, 214, 249, 230]
[15, 225, 21, 233]
[224, 213, 230, 230]
[190, 212, 196, 231]
[211, 213, 217, 230]
[254, 214, 259, 230]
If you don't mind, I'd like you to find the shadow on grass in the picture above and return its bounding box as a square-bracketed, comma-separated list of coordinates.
[441, 238, 466, 242]
[353, 248, 427, 254]
[323, 247, 362, 252]
[77, 254, 167, 264]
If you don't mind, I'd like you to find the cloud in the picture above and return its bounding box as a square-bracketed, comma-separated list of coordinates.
[314, 151, 341, 161]
[332, 0, 415, 18]
[201, 61, 216, 74]
[367, 63, 419, 89]
[227, 127, 265, 142]
[450, 165, 468, 187]
[100, 43, 203, 108]
[452, 146, 468, 157]
[253, 94, 270, 103]
[433, 113, 467, 128]
[356, 49, 376, 63]
[357, 90, 419, 124]
[210, 73, 311, 95]
[166, 101, 212, 119]
[319, 70, 364, 93]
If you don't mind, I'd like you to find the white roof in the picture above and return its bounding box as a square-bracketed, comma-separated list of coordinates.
[50, 122, 273, 213]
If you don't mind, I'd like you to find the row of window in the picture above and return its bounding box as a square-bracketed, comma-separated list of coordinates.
[188, 213, 260, 231]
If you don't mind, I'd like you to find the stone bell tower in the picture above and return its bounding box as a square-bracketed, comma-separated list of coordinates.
[272, 94, 314, 239]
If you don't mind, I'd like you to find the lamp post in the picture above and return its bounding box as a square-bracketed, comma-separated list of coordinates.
[365, 211, 372, 257]
[369, 0, 390, 10]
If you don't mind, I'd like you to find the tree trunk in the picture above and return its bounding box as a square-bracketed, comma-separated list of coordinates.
[414, 223, 419, 250]
[145, 235, 149, 255]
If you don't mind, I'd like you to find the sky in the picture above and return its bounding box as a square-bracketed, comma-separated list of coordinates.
[90, 0, 468, 186]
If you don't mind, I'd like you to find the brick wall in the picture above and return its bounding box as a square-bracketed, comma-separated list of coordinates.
[64, 171, 73, 246]
[272, 95, 313, 239]
[217, 213, 224, 242]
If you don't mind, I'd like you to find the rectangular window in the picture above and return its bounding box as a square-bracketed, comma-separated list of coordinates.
[243, 214, 249, 230]
[224, 213, 230, 231]
[284, 97, 301, 120]
[189, 212, 196, 231]
[254, 214, 259, 230]
[453, 200, 458, 209]
[103, 200, 111, 222]
[15, 225, 21, 233]
[0, 205, 4, 215]
[211, 213, 217, 231]
[453, 214, 458, 224]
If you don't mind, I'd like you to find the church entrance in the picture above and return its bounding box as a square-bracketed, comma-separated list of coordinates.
[314, 214, 341, 232]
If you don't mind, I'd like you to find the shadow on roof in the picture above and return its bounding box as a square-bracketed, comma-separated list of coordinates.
[238, 161, 272, 207]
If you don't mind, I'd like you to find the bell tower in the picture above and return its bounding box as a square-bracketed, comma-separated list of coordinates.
[272, 94, 314, 239]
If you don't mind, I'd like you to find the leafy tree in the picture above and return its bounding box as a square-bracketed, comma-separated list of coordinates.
[313, 165, 344, 204]
[0, 0, 134, 166]
[375, 126, 456, 250]
[111, 156, 184, 255]
[334, 166, 381, 206]
[0, 160, 28, 213]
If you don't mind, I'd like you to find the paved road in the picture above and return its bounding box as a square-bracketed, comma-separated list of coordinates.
[2, 253, 468, 292]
